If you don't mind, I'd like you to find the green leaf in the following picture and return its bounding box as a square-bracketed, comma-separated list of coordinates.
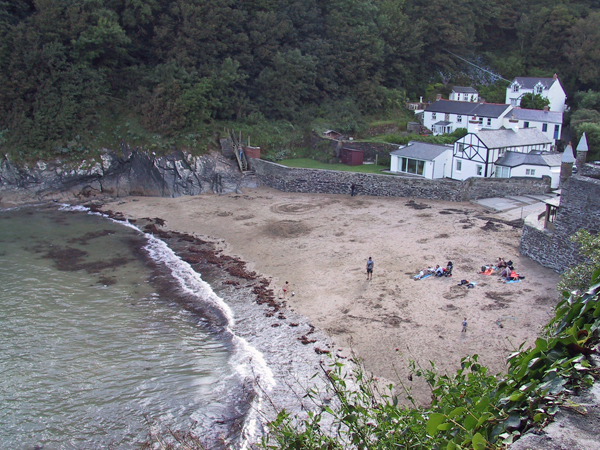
[533, 412, 546, 423]
[477, 412, 493, 427]
[472, 432, 487, 450]
[446, 442, 457, 450]
[448, 407, 467, 418]
[509, 392, 524, 402]
[438, 423, 452, 431]
[426, 413, 446, 436]
[464, 414, 478, 430]
[474, 397, 489, 413]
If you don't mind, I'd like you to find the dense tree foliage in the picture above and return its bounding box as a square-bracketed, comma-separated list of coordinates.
[1, 0, 600, 157]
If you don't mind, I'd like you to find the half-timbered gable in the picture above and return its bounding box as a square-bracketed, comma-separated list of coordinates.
[451, 128, 553, 181]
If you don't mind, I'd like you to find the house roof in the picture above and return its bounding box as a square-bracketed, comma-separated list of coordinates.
[475, 128, 552, 149]
[452, 86, 478, 94]
[511, 77, 558, 90]
[425, 100, 510, 118]
[495, 151, 562, 168]
[433, 121, 452, 126]
[390, 141, 452, 161]
[505, 108, 563, 124]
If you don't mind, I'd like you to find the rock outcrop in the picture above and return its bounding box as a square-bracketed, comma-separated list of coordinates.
[0, 148, 257, 204]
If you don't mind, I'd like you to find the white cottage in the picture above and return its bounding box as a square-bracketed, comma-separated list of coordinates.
[451, 128, 553, 181]
[423, 100, 511, 135]
[389, 141, 452, 179]
[502, 107, 563, 143]
[505, 75, 567, 113]
[449, 86, 479, 102]
[494, 151, 562, 188]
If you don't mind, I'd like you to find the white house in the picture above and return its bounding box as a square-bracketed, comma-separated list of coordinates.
[502, 107, 563, 143]
[450, 128, 553, 181]
[423, 100, 511, 135]
[389, 141, 452, 179]
[495, 151, 562, 188]
[449, 86, 479, 102]
[505, 75, 567, 113]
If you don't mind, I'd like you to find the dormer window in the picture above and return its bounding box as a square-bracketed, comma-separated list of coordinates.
[535, 84, 543, 95]
[512, 84, 520, 93]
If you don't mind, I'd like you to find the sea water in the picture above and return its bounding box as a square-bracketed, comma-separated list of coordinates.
[0, 206, 243, 449]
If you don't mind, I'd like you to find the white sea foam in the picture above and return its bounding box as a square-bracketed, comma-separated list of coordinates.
[84, 206, 277, 446]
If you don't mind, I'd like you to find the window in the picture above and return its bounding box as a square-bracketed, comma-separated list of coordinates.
[400, 158, 425, 175]
[456, 160, 462, 171]
[511, 98, 518, 106]
[554, 124, 560, 140]
[457, 143, 465, 153]
[526, 169, 536, 176]
[432, 112, 437, 120]
[542, 123, 548, 132]
[476, 165, 483, 176]
[535, 85, 543, 95]
[457, 115, 462, 123]
[512, 84, 519, 92]
[486, 118, 492, 126]
[445, 113, 450, 121]
[524, 121, 530, 128]
[495, 166, 510, 178]
[478, 117, 483, 124]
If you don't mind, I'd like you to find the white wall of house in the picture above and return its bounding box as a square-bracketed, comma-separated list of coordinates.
[450, 157, 486, 181]
[423, 109, 510, 136]
[502, 120, 561, 144]
[449, 92, 479, 102]
[390, 151, 451, 179]
[503, 164, 561, 188]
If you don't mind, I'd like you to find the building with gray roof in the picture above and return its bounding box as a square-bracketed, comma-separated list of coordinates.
[422, 99, 511, 136]
[505, 74, 567, 113]
[389, 141, 453, 179]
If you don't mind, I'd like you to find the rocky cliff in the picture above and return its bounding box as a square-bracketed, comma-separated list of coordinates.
[0, 148, 256, 204]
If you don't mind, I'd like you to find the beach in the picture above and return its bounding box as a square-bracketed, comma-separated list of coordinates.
[102, 187, 560, 404]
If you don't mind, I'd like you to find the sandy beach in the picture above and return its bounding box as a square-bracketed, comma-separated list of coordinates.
[102, 187, 560, 403]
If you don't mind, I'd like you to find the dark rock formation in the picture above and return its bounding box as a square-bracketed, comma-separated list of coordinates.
[0, 148, 257, 203]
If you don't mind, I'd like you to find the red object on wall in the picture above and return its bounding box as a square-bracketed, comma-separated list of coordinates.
[244, 146, 261, 159]
[341, 148, 364, 166]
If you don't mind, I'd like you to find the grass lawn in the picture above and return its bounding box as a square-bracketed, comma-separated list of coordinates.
[276, 158, 392, 174]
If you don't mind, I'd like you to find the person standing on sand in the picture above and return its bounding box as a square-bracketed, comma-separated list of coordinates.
[350, 182, 356, 196]
[462, 317, 467, 333]
[282, 281, 289, 298]
[366, 257, 374, 280]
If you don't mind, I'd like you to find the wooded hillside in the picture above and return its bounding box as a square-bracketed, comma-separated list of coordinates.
[1, 0, 600, 158]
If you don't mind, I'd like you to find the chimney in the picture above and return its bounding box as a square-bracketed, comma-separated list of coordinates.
[436, 94, 442, 101]
[508, 113, 518, 123]
[543, 106, 549, 112]
[553, 73, 558, 80]
[419, 96, 423, 103]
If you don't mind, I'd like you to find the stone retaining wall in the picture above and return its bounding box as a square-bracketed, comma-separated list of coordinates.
[520, 170, 600, 272]
[251, 159, 551, 202]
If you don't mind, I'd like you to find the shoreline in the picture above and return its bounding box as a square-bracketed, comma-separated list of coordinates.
[99, 187, 561, 404]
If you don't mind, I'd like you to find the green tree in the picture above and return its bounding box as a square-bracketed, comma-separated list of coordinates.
[565, 12, 600, 91]
[520, 93, 551, 110]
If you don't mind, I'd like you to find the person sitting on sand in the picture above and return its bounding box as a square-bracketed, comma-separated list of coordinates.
[414, 267, 435, 280]
[434, 265, 444, 276]
[497, 258, 507, 268]
[480, 265, 495, 275]
[498, 265, 513, 279]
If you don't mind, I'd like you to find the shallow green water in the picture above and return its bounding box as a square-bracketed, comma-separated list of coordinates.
[0, 206, 233, 449]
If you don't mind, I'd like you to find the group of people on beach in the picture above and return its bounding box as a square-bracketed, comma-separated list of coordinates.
[480, 258, 524, 282]
[413, 261, 453, 280]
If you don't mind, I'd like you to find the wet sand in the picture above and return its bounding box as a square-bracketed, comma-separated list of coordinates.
[102, 187, 560, 403]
